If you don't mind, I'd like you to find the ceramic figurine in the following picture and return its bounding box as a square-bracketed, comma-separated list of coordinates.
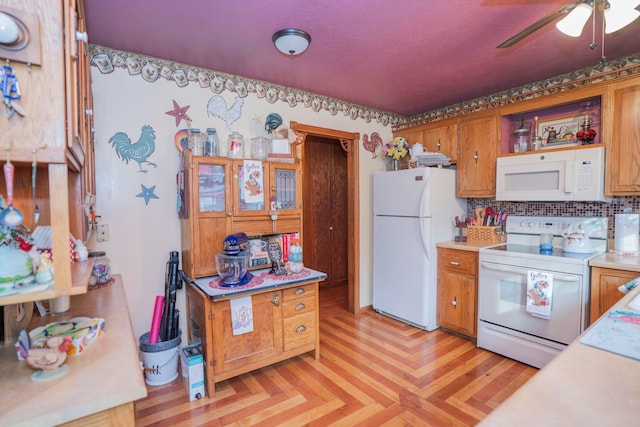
[35, 253, 54, 284]
[267, 242, 286, 275]
[26, 336, 72, 381]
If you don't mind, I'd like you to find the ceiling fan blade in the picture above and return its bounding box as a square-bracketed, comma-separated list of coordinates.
[497, 1, 585, 48]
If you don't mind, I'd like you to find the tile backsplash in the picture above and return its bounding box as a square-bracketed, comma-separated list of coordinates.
[468, 197, 640, 239]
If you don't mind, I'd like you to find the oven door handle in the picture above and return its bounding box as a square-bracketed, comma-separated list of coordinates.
[481, 263, 580, 282]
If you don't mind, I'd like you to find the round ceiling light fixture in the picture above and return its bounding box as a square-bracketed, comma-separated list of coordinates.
[272, 29, 311, 57]
[0, 11, 30, 51]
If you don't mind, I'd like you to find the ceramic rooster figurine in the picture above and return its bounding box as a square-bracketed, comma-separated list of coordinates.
[26, 336, 72, 373]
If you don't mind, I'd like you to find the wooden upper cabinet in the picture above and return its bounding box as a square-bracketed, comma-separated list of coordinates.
[606, 78, 640, 195]
[0, 0, 94, 307]
[424, 118, 459, 162]
[393, 127, 425, 149]
[457, 111, 499, 198]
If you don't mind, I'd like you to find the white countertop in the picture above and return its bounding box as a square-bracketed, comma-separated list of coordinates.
[436, 240, 504, 252]
[190, 267, 327, 299]
[589, 251, 640, 272]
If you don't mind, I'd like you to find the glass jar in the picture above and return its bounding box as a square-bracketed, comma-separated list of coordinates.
[251, 136, 271, 160]
[511, 119, 531, 153]
[88, 251, 111, 288]
[188, 128, 204, 156]
[205, 128, 220, 157]
[227, 131, 244, 158]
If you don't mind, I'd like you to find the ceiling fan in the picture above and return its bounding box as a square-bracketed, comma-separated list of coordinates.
[497, 0, 640, 48]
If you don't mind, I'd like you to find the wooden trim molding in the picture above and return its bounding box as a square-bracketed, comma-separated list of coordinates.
[290, 121, 360, 314]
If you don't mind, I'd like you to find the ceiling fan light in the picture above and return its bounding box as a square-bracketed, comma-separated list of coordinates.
[272, 29, 311, 57]
[556, 3, 593, 37]
[604, 1, 640, 34]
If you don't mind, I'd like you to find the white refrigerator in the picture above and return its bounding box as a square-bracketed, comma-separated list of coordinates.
[372, 167, 466, 331]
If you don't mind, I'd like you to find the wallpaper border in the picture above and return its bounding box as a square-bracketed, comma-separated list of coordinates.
[88, 45, 640, 130]
[88, 44, 404, 127]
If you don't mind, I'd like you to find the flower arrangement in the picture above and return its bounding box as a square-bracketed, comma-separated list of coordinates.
[382, 137, 409, 160]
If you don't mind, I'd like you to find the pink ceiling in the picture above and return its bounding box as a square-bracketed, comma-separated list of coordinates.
[83, 0, 640, 117]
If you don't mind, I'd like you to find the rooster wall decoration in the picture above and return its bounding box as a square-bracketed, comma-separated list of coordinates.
[207, 95, 244, 131]
[362, 132, 383, 159]
[109, 125, 158, 173]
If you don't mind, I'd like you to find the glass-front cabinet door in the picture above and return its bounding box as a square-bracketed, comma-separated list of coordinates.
[181, 156, 231, 278]
[232, 160, 268, 217]
[198, 162, 228, 214]
[270, 162, 302, 216]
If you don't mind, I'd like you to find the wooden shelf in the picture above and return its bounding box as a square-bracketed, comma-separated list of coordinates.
[0, 258, 94, 305]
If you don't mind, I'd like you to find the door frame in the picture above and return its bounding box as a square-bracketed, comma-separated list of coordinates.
[290, 121, 360, 314]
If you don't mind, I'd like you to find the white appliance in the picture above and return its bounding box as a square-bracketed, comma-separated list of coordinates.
[495, 146, 610, 202]
[478, 216, 608, 368]
[372, 168, 466, 331]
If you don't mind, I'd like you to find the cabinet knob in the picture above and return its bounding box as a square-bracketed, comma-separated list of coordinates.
[294, 287, 305, 295]
[295, 302, 306, 311]
[452, 297, 457, 307]
[271, 293, 280, 306]
[76, 31, 88, 43]
[474, 151, 479, 163]
[436, 139, 441, 149]
[449, 261, 460, 266]
[227, 212, 232, 217]
[295, 325, 307, 333]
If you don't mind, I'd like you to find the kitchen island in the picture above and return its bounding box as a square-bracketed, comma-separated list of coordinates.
[186, 268, 326, 397]
[0, 275, 147, 427]
[478, 280, 640, 426]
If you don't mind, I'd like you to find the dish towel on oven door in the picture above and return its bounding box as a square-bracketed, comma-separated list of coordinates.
[526, 271, 553, 319]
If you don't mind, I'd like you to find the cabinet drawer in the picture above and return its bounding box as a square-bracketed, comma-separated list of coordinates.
[283, 312, 316, 351]
[282, 295, 316, 318]
[438, 248, 477, 275]
[283, 284, 316, 301]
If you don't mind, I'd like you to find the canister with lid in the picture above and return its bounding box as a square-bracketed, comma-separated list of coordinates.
[251, 136, 271, 160]
[188, 128, 204, 156]
[227, 131, 244, 158]
[205, 128, 220, 157]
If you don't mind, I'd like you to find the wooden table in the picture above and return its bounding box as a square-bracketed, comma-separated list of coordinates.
[0, 275, 147, 427]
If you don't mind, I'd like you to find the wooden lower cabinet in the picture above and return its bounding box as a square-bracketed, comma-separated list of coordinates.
[437, 248, 478, 339]
[590, 267, 640, 325]
[186, 279, 321, 397]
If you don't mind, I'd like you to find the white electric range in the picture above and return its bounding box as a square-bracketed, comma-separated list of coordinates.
[477, 215, 609, 368]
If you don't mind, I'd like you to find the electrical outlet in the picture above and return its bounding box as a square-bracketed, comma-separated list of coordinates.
[97, 224, 110, 242]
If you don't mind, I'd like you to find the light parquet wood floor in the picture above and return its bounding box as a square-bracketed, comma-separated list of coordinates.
[135, 285, 537, 426]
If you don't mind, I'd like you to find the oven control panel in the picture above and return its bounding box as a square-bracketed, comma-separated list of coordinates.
[505, 216, 609, 239]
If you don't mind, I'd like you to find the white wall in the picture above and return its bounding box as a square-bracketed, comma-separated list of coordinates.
[90, 65, 391, 340]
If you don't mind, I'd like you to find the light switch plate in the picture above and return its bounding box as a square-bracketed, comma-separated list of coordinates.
[97, 224, 109, 242]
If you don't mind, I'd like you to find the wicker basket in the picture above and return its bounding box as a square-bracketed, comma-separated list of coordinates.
[466, 225, 504, 242]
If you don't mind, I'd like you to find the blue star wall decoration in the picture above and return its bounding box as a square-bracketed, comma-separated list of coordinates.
[165, 100, 191, 127]
[137, 184, 160, 205]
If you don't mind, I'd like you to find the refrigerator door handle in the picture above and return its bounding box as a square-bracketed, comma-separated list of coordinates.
[419, 218, 430, 261]
[418, 171, 431, 218]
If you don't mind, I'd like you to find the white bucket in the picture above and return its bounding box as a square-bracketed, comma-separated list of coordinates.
[139, 331, 181, 386]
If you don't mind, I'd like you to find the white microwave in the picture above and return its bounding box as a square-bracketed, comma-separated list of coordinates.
[496, 146, 610, 202]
